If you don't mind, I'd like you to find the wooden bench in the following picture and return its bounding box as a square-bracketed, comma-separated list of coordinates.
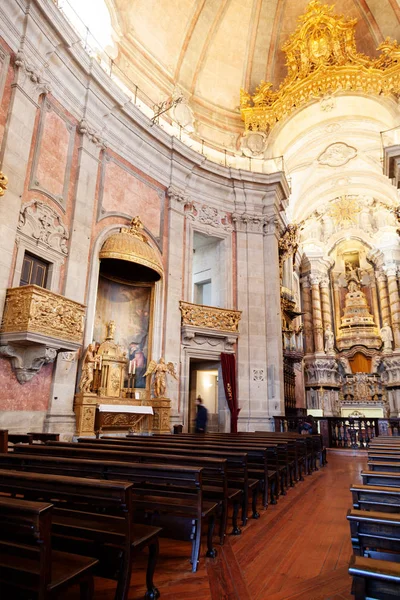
[347, 508, 400, 561]
[349, 555, 400, 599]
[351, 484, 400, 513]
[0, 469, 161, 599]
[368, 461, 400, 473]
[1, 447, 236, 545]
[0, 496, 98, 599]
[11, 446, 218, 572]
[93, 436, 274, 510]
[361, 470, 400, 488]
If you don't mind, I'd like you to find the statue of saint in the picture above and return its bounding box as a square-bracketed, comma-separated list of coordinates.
[144, 357, 177, 398]
[324, 324, 335, 353]
[79, 343, 97, 393]
[380, 323, 393, 352]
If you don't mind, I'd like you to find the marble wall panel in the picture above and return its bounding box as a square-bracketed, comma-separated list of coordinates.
[29, 99, 76, 208]
[98, 154, 165, 245]
[0, 358, 54, 411]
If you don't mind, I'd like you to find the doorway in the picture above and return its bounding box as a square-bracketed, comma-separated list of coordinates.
[188, 358, 228, 432]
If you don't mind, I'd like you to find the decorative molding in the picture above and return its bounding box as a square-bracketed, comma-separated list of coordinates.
[1, 285, 85, 346]
[167, 186, 190, 212]
[318, 142, 357, 167]
[0, 343, 57, 384]
[180, 301, 241, 333]
[185, 202, 233, 232]
[181, 325, 237, 353]
[252, 368, 265, 382]
[304, 357, 340, 387]
[0, 46, 10, 107]
[240, 1, 400, 135]
[14, 50, 51, 100]
[232, 212, 267, 234]
[18, 200, 69, 255]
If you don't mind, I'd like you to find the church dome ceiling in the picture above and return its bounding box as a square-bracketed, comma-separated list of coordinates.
[107, 0, 400, 148]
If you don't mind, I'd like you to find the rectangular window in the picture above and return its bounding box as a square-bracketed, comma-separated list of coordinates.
[20, 252, 49, 288]
[194, 280, 212, 305]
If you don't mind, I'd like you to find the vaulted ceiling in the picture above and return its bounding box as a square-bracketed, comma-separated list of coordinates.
[107, 0, 400, 147]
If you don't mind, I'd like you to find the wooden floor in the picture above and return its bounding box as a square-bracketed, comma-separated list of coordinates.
[63, 450, 366, 600]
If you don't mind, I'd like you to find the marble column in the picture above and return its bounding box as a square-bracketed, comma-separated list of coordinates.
[0, 57, 50, 316]
[301, 277, 314, 354]
[234, 214, 268, 430]
[310, 274, 324, 354]
[45, 127, 104, 436]
[385, 266, 400, 349]
[165, 186, 188, 424]
[263, 217, 285, 416]
[320, 276, 333, 330]
[376, 270, 391, 327]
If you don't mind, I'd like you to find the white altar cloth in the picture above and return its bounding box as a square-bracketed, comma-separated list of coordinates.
[97, 404, 153, 415]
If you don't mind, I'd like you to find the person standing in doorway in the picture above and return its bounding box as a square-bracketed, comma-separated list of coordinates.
[195, 396, 208, 433]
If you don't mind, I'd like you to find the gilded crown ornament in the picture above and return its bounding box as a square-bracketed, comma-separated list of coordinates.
[240, 0, 400, 135]
[0, 171, 8, 197]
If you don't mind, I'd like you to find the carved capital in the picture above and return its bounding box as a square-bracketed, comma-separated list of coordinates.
[384, 264, 399, 278]
[375, 269, 387, 283]
[0, 344, 57, 384]
[14, 50, 51, 101]
[319, 277, 330, 288]
[309, 273, 321, 286]
[167, 186, 190, 206]
[78, 119, 107, 148]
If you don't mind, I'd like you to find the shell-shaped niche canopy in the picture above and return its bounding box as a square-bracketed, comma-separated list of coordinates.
[99, 217, 163, 283]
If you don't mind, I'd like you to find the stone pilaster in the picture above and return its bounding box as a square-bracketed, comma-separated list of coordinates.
[263, 216, 285, 416]
[301, 276, 314, 354]
[165, 186, 189, 422]
[233, 213, 268, 429]
[370, 273, 381, 331]
[310, 274, 324, 354]
[0, 53, 50, 316]
[385, 265, 400, 349]
[332, 281, 341, 338]
[320, 276, 332, 330]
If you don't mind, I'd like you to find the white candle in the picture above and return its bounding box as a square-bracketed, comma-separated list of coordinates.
[128, 361, 132, 375]
[132, 360, 136, 375]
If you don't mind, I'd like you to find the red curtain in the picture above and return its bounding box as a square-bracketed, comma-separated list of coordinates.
[220, 352, 240, 432]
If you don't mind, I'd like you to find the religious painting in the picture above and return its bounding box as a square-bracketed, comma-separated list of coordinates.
[94, 275, 153, 388]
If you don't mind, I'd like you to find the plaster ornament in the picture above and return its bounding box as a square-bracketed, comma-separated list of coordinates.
[186, 203, 233, 232]
[318, 142, 357, 167]
[0, 171, 8, 196]
[18, 200, 69, 255]
[240, 131, 268, 157]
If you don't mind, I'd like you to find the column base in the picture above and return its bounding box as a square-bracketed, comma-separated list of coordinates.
[43, 413, 76, 439]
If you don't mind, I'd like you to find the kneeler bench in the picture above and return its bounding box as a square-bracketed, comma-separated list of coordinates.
[8, 448, 219, 572]
[351, 484, 400, 513]
[0, 497, 98, 600]
[0, 469, 161, 600]
[349, 555, 400, 599]
[362, 470, 400, 488]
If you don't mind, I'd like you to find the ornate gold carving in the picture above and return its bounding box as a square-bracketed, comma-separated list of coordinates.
[1, 285, 85, 344]
[241, 1, 400, 134]
[151, 397, 172, 433]
[99, 216, 163, 279]
[0, 172, 8, 197]
[179, 301, 241, 332]
[279, 224, 301, 279]
[328, 196, 361, 227]
[144, 357, 177, 398]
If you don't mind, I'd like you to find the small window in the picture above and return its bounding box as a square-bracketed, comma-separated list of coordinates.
[195, 280, 211, 305]
[20, 252, 49, 288]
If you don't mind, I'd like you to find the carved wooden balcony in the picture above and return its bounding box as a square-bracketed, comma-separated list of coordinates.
[0, 286, 85, 383]
[179, 301, 241, 353]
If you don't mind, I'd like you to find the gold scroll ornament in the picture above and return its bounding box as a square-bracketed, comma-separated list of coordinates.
[179, 301, 241, 333]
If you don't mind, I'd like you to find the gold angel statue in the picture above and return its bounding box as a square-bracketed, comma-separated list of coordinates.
[144, 357, 177, 398]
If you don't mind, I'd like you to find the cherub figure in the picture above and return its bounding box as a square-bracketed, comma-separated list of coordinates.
[144, 357, 177, 398]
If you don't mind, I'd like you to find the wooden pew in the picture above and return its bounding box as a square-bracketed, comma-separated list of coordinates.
[349, 555, 400, 600]
[86, 436, 276, 509]
[361, 470, 400, 488]
[64, 438, 263, 518]
[0, 496, 98, 600]
[28, 432, 60, 443]
[368, 461, 400, 473]
[0, 469, 161, 599]
[11, 446, 218, 571]
[347, 509, 400, 561]
[0, 429, 7, 453]
[351, 484, 400, 513]
[1, 448, 236, 545]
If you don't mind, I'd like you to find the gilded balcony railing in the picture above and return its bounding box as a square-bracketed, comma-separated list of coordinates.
[1, 285, 85, 345]
[179, 301, 241, 333]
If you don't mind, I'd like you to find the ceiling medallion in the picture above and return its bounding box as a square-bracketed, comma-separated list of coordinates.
[327, 196, 360, 227]
[240, 0, 400, 136]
